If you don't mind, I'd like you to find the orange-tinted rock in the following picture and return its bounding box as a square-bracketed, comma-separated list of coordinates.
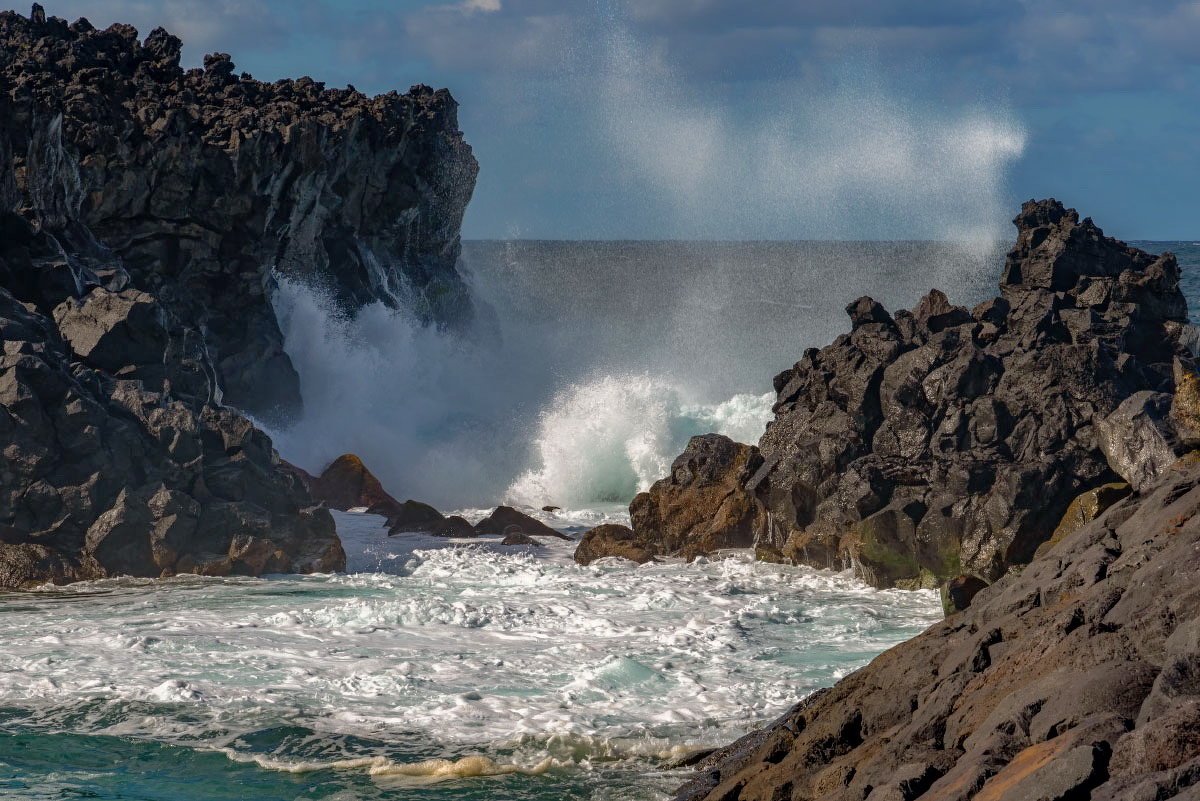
[629, 434, 767, 561]
[308, 454, 400, 512]
[574, 524, 659, 565]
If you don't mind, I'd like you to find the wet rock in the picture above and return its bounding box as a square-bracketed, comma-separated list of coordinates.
[642, 200, 1195, 587]
[0, 8, 478, 421]
[670, 456, 1200, 801]
[474, 506, 570, 540]
[429, 515, 474, 538]
[574, 524, 660, 565]
[379, 500, 447, 534]
[0, 280, 345, 586]
[305, 454, 401, 513]
[501, 525, 540, 546]
[1097, 392, 1185, 492]
[628, 434, 766, 561]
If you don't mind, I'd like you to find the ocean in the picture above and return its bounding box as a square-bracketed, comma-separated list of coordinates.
[0, 239, 1195, 800]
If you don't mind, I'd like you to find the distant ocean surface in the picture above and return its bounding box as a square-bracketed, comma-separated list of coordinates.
[1, 239, 1195, 800]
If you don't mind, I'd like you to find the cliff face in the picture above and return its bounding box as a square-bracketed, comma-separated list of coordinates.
[673, 450, 1200, 801]
[0, 214, 344, 586]
[609, 200, 1194, 593]
[0, 4, 478, 422]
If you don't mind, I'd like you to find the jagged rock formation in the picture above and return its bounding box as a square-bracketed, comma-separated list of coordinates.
[595, 200, 1195, 591]
[0, 215, 344, 586]
[672, 451, 1200, 801]
[0, 5, 477, 422]
[287, 453, 401, 512]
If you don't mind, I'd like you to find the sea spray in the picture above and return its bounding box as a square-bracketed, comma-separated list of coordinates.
[0, 511, 943, 799]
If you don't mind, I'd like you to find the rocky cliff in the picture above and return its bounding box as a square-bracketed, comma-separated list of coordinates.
[0, 5, 478, 586]
[672, 448, 1200, 801]
[586, 200, 1196, 598]
[0, 214, 344, 586]
[0, 4, 477, 422]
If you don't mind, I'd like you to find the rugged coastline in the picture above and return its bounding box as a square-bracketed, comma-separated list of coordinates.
[0, 5, 476, 586]
[581, 200, 1197, 604]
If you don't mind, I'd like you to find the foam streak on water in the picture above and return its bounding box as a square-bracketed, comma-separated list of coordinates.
[0, 511, 941, 800]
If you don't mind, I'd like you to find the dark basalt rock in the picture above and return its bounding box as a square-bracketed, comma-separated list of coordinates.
[474, 506, 570, 540]
[300, 454, 401, 513]
[636, 200, 1195, 591]
[501, 525, 541, 547]
[672, 454, 1200, 801]
[430, 515, 475, 538]
[0, 5, 477, 422]
[0, 236, 345, 584]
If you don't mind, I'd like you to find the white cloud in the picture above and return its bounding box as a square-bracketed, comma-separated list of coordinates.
[462, 0, 502, 12]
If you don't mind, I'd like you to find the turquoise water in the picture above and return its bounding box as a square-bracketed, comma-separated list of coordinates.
[0, 511, 941, 800]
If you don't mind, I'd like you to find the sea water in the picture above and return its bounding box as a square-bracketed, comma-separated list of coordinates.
[1, 241, 1195, 800]
[0, 509, 942, 800]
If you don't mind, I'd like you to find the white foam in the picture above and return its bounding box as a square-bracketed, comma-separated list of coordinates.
[0, 511, 941, 787]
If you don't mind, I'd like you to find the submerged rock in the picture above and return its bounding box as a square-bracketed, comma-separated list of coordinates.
[636, 200, 1196, 588]
[672, 455, 1200, 801]
[0, 6, 477, 422]
[474, 506, 570, 540]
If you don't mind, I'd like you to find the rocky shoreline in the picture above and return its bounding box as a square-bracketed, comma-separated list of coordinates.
[579, 200, 1198, 604]
[0, 5, 477, 586]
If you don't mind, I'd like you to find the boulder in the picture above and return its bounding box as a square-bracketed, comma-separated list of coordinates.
[629, 434, 767, 561]
[672, 455, 1200, 801]
[641, 200, 1196, 587]
[382, 500, 448, 534]
[474, 506, 570, 540]
[1033, 482, 1131, 558]
[308, 454, 402, 512]
[574, 524, 660, 565]
[1097, 392, 1185, 492]
[429, 515, 474, 538]
[501, 525, 541, 546]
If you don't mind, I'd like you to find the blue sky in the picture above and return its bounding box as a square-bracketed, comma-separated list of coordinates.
[32, 1, 1200, 240]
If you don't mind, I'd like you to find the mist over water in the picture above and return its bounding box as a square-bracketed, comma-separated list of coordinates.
[268, 10, 1026, 510]
[269, 239, 1005, 509]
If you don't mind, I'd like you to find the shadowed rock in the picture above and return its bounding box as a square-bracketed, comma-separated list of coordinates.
[672, 453, 1200, 801]
[474, 506, 570, 540]
[0, 6, 477, 422]
[635, 200, 1195, 589]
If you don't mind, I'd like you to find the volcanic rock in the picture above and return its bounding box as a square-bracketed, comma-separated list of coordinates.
[0, 6, 477, 422]
[428, 515, 474, 538]
[474, 506, 570, 540]
[626, 434, 767, 562]
[574, 524, 659, 565]
[501, 525, 541, 546]
[672, 453, 1200, 801]
[305, 454, 400, 512]
[636, 200, 1195, 589]
[0, 261, 344, 585]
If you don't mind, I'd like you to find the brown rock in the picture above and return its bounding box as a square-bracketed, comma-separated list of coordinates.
[574, 524, 659, 565]
[629, 434, 767, 561]
[501, 525, 541, 546]
[308, 454, 400, 512]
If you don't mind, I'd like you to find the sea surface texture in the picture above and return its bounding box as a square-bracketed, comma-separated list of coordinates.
[0, 240, 1195, 800]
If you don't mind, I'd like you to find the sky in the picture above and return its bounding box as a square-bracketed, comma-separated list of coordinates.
[23, 0, 1200, 240]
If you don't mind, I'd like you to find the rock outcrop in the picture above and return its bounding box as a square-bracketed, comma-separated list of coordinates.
[628, 434, 768, 561]
[574, 524, 659, 564]
[0, 5, 477, 422]
[672, 451, 1200, 801]
[293, 454, 400, 512]
[475, 506, 571, 540]
[599, 200, 1194, 591]
[0, 215, 344, 586]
